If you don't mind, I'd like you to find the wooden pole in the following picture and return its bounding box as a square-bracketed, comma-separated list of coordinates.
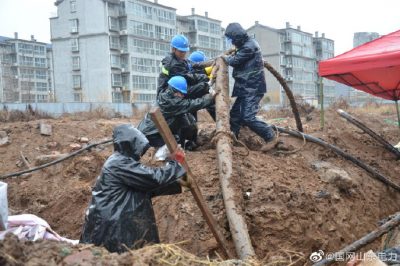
[149, 108, 234, 259]
[314, 212, 400, 266]
[337, 109, 400, 159]
[276, 126, 400, 192]
[263, 61, 303, 132]
[214, 58, 256, 259]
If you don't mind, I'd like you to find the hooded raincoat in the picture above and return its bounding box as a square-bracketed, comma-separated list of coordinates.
[224, 23, 275, 142]
[224, 22, 267, 97]
[80, 124, 186, 253]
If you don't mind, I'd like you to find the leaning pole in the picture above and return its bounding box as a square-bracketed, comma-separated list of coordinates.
[213, 58, 256, 259]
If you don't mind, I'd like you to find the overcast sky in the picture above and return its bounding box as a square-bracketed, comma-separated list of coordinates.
[0, 0, 399, 55]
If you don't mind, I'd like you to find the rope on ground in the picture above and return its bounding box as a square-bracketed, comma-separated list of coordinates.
[0, 139, 113, 179]
[211, 130, 250, 157]
[274, 127, 307, 155]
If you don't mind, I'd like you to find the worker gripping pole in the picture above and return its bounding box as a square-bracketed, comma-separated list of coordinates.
[149, 108, 234, 259]
[214, 58, 256, 259]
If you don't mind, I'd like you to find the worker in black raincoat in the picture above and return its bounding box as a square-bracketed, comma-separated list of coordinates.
[80, 124, 187, 253]
[223, 22, 276, 147]
[157, 34, 209, 96]
[138, 76, 214, 150]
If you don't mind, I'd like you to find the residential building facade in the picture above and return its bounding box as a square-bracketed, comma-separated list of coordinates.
[353, 32, 379, 48]
[177, 8, 224, 60]
[247, 22, 335, 106]
[313, 31, 335, 105]
[0, 33, 54, 103]
[50, 0, 224, 104]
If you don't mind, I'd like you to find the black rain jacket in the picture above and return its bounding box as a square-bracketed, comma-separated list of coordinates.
[225, 23, 267, 97]
[80, 124, 185, 253]
[157, 52, 209, 95]
[137, 86, 214, 136]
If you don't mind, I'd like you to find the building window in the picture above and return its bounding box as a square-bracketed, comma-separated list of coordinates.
[132, 38, 154, 55]
[19, 56, 34, 66]
[35, 58, 46, 68]
[18, 43, 33, 54]
[135, 93, 156, 102]
[36, 94, 48, 103]
[112, 91, 123, 103]
[210, 37, 220, 50]
[70, 0, 76, 12]
[70, 19, 79, 33]
[71, 38, 79, 51]
[109, 36, 120, 50]
[73, 75, 81, 88]
[132, 75, 155, 91]
[72, 56, 80, 70]
[129, 20, 154, 38]
[110, 54, 120, 68]
[197, 20, 209, 32]
[198, 35, 210, 48]
[154, 25, 175, 40]
[111, 73, 122, 87]
[154, 8, 175, 25]
[34, 45, 45, 55]
[74, 92, 82, 102]
[210, 23, 220, 34]
[36, 69, 47, 79]
[36, 82, 48, 92]
[127, 1, 152, 19]
[20, 69, 35, 79]
[109, 17, 119, 31]
[155, 42, 169, 56]
[131, 57, 155, 73]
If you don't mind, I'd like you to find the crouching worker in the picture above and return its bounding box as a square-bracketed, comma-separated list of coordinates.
[137, 76, 215, 150]
[80, 124, 188, 253]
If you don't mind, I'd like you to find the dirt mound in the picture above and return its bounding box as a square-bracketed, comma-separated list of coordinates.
[1, 107, 400, 264]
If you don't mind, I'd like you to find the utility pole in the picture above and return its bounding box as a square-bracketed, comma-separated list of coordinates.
[319, 76, 324, 129]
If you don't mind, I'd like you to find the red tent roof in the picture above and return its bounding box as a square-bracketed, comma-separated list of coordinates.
[319, 30, 400, 101]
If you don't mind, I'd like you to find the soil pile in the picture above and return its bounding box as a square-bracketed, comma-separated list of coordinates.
[1, 107, 399, 265]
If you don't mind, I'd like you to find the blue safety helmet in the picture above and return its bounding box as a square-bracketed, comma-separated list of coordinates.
[168, 76, 187, 94]
[188, 51, 207, 63]
[171, 35, 190, 52]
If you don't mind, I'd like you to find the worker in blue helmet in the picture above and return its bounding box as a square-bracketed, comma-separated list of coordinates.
[188, 51, 207, 63]
[186, 50, 216, 121]
[137, 76, 215, 150]
[157, 35, 209, 97]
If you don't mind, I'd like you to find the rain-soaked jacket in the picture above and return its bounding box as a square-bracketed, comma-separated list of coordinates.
[225, 23, 267, 97]
[158, 52, 209, 95]
[80, 124, 185, 253]
[137, 86, 214, 137]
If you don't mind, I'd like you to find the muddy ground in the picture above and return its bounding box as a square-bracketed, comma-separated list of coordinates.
[0, 105, 400, 265]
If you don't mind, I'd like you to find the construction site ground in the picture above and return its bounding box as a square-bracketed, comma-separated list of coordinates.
[1, 103, 400, 265]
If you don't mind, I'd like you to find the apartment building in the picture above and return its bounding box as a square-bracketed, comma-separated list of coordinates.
[0, 33, 54, 103]
[50, 0, 224, 104]
[247, 22, 335, 106]
[177, 8, 224, 59]
[313, 31, 335, 104]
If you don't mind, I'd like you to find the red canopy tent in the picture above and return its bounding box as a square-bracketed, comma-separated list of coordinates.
[319, 29, 400, 127]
